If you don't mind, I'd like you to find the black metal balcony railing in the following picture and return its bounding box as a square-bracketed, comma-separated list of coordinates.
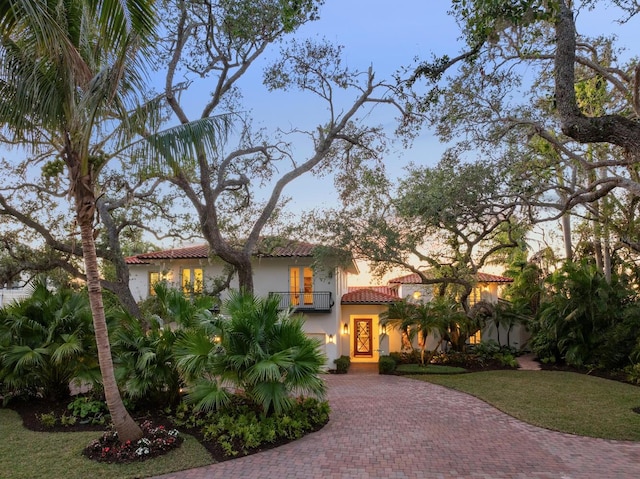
[269, 292, 334, 313]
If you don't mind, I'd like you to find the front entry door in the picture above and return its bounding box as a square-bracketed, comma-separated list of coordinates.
[354, 318, 373, 357]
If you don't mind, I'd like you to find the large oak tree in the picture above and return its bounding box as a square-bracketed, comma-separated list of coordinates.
[151, 0, 419, 292]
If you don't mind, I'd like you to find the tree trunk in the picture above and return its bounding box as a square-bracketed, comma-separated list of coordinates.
[603, 232, 612, 284]
[201, 220, 255, 294]
[76, 187, 142, 443]
[236, 257, 254, 293]
[561, 213, 573, 261]
[96, 197, 143, 320]
[106, 280, 143, 320]
[554, 1, 640, 155]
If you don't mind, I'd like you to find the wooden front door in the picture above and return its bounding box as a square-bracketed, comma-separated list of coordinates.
[354, 318, 373, 357]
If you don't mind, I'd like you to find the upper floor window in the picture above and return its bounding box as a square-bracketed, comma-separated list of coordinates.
[289, 266, 313, 306]
[182, 268, 204, 294]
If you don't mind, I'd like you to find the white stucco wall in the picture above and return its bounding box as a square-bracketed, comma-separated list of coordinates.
[128, 255, 345, 366]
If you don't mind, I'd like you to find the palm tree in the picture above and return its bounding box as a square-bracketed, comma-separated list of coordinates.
[381, 298, 453, 365]
[380, 300, 420, 354]
[0, 0, 155, 441]
[412, 299, 452, 365]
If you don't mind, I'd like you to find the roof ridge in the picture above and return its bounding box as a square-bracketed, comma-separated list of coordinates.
[124, 239, 319, 263]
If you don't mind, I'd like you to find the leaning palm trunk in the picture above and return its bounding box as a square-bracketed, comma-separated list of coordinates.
[75, 179, 142, 442]
[424, 337, 445, 366]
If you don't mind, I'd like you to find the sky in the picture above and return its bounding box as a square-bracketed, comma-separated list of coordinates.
[233, 1, 462, 212]
[221, 0, 639, 283]
[3, 1, 639, 284]
[180, 0, 640, 214]
[143, 0, 640, 283]
[162, 1, 465, 215]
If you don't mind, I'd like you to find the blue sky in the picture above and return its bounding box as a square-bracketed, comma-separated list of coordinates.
[223, 1, 463, 212]
[224, 0, 638, 282]
[199, 0, 640, 214]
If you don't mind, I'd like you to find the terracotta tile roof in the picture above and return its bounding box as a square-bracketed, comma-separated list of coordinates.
[123, 256, 151, 265]
[130, 244, 209, 262]
[388, 271, 513, 284]
[256, 241, 316, 257]
[341, 286, 399, 304]
[475, 272, 513, 283]
[124, 240, 318, 264]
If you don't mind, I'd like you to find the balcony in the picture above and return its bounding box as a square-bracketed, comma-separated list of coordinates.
[269, 291, 334, 313]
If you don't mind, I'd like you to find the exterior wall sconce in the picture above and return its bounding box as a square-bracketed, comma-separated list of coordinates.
[342, 323, 349, 335]
[379, 324, 387, 335]
[412, 291, 422, 300]
[327, 334, 335, 344]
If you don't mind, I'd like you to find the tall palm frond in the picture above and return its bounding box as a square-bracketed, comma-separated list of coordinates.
[130, 114, 234, 177]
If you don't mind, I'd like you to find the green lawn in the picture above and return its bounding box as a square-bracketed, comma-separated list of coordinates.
[0, 409, 213, 479]
[410, 370, 640, 441]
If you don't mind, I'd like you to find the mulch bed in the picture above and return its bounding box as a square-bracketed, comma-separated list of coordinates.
[6, 398, 320, 464]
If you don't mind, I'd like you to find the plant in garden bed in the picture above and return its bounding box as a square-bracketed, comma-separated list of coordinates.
[168, 396, 330, 460]
[379, 355, 397, 375]
[67, 395, 110, 425]
[473, 340, 520, 368]
[177, 291, 327, 415]
[333, 355, 351, 373]
[83, 420, 183, 463]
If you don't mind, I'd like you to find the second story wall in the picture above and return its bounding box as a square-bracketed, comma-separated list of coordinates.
[128, 256, 338, 306]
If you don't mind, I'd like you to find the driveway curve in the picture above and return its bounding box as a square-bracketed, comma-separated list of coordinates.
[153, 371, 640, 479]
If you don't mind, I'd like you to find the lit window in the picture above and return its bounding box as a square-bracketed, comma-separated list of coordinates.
[469, 329, 481, 345]
[289, 266, 313, 306]
[149, 272, 162, 296]
[182, 268, 203, 294]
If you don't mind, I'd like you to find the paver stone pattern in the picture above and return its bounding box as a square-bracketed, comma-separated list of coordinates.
[153, 372, 640, 479]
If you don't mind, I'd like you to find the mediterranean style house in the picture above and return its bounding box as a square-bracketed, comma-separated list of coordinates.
[125, 240, 519, 367]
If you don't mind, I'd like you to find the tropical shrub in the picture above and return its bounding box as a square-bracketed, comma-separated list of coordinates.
[114, 282, 219, 409]
[530, 260, 640, 369]
[378, 355, 396, 374]
[113, 314, 184, 409]
[176, 291, 327, 415]
[0, 280, 100, 402]
[333, 355, 350, 373]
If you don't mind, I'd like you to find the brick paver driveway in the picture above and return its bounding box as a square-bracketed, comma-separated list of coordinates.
[154, 371, 640, 479]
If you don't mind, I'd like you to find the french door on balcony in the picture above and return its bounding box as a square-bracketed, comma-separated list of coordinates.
[354, 318, 373, 357]
[289, 266, 313, 306]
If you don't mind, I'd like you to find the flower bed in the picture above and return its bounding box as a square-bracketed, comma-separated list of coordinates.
[83, 420, 183, 463]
